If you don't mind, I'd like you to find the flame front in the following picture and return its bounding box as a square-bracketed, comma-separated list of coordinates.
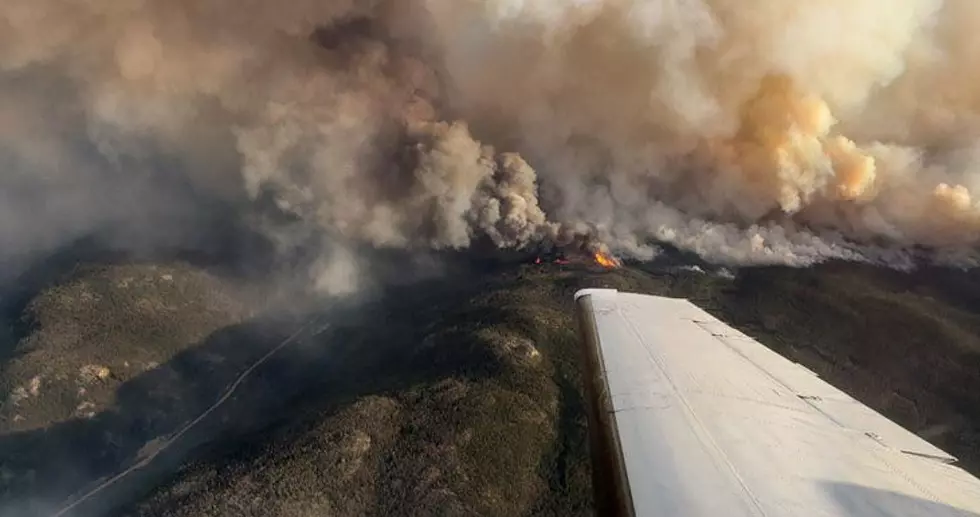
[594, 251, 621, 268]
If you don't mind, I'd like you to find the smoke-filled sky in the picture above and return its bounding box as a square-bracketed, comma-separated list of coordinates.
[4, 0, 980, 291]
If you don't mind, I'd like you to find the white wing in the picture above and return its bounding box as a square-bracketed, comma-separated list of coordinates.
[575, 288, 980, 517]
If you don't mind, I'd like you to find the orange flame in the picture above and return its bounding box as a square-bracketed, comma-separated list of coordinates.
[594, 251, 621, 268]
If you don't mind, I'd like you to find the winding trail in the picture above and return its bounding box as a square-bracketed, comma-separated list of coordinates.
[52, 319, 325, 517]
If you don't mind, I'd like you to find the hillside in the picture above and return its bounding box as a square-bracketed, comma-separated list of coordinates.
[1, 257, 980, 516]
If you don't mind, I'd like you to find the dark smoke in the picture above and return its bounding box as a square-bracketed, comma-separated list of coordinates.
[4, 0, 980, 294]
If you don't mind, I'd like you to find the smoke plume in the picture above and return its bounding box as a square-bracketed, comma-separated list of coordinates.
[4, 0, 980, 289]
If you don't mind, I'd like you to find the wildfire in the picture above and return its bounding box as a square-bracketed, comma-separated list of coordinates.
[593, 251, 621, 268]
[527, 245, 620, 268]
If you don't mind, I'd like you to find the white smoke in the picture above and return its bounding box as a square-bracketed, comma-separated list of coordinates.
[4, 0, 980, 290]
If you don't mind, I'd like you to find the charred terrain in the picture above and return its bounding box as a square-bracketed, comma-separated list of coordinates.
[1, 249, 980, 516]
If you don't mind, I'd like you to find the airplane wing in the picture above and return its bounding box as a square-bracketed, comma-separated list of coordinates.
[574, 288, 980, 517]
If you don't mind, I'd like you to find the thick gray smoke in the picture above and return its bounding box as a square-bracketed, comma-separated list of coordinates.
[4, 0, 980, 291]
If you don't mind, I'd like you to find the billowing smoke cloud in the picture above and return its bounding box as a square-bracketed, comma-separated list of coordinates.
[4, 0, 980, 290]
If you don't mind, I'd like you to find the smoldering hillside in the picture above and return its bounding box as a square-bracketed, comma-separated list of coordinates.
[6, 0, 980, 289]
[8, 257, 980, 517]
